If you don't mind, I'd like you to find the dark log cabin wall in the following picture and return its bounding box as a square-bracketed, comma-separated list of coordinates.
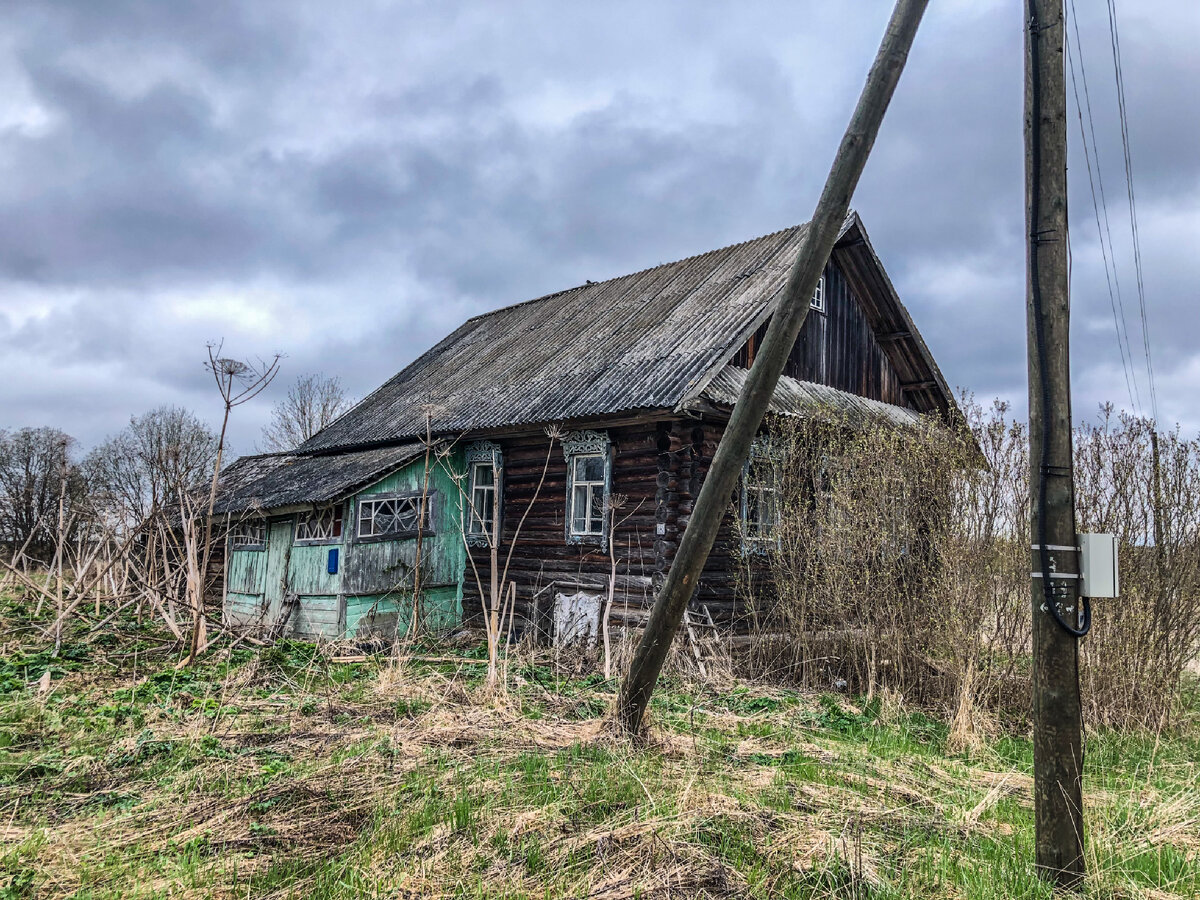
[467, 259, 913, 637]
[462, 422, 663, 635]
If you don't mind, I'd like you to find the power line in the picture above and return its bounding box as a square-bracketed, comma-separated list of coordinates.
[1105, 0, 1159, 423]
[1064, 0, 1139, 414]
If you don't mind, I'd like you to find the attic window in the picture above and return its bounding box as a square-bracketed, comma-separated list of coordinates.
[810, 275, 826, 313]
[230, 520, 266, 550]
[295, 505, 343, 543]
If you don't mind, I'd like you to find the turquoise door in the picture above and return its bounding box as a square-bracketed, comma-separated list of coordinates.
[263, 518, 294, 626]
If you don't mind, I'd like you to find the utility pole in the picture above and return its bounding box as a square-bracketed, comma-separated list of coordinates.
[616, 0, 929, 737]
[1150, 430, 1164, 562]
[1026, 0, 1086, 887]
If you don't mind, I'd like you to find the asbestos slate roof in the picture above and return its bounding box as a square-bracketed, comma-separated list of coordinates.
[699, 365, 923, 428]
[213, 443, 424, 515]
[301, 223, 818, 452]
[299, 212, 950, 454]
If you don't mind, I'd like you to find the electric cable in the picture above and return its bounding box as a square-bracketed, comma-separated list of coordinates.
[1106, 0, 1158, 424]
[1065, 0, 1139, 414]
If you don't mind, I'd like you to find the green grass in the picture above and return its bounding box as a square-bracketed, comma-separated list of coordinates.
[1, 588, 1197, 899]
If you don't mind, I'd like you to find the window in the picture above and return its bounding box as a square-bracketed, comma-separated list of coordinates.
[562, 430, 610, 542]
[570, 454, 607, 537]
[464, 441, 502, 546]
[810, 274, 825, 312]
[295, 505, 343, 543]
[742, 449, 780, 548]
[230, 520, 266, 550]
[357, 493, 430, 540]
[468, 461, 497, 538]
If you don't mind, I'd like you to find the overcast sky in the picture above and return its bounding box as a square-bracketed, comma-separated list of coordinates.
[2, 0, 1196, 458]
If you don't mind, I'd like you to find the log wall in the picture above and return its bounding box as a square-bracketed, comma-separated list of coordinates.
[464, 417, 763, 638]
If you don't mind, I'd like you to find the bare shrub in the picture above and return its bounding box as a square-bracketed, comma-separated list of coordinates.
[738, 398, 1200, 729]
[739, 401, 1014, 711]
[0, 427, 88, 566]
[1074, 408, 1200, 728]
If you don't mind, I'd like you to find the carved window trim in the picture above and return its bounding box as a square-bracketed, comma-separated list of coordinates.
[562, 430, 611, 544]
[464, 441, 502, 547]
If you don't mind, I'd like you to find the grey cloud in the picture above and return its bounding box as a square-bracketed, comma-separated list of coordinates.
[0, 0, 1196, 452]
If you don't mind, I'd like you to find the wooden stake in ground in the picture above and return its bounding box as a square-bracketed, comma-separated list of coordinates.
[1025, 0, 1086, 886]
[616, 0, 930, 737]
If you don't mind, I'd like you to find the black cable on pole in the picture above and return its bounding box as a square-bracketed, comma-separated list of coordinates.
[1028, 0, 1092, 639]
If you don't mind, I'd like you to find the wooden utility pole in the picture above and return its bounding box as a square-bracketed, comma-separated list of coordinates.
[1150, 430, 1164, 561]
[1025, 0, 1087, 887]
[616, 0, 929, 737]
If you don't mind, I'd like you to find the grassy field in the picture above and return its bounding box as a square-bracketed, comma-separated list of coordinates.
[1, 595, 1197, 899]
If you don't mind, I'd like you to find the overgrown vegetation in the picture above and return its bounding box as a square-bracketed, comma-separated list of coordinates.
[737, 398, 1200, 732]
[2, 590, 1198, 899]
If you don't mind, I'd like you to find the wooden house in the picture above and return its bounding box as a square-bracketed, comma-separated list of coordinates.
[215, 212, 955, 642]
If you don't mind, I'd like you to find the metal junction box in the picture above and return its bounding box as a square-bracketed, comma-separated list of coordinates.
[1077, 533, 1119, 598]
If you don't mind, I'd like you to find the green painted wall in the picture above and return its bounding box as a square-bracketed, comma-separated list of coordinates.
[222, 450, 468, 639]
[341, 452, 466, 636]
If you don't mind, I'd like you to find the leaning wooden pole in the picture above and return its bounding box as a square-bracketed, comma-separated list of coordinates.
[616, 0, 930, 737]
[1026, 0, 1086, 886]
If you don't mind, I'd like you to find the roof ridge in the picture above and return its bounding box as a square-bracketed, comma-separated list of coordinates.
[459, 221, 808, 327]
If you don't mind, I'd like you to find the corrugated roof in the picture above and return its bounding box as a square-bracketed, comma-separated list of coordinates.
[299, 212, 950, 453]
[698, 365, 923, 428]
[213, 443, 425, 515]
[300, 223, 815, 451]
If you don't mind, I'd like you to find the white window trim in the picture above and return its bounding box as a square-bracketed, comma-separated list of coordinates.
[355, 491, 433, 542]
[467, 460, 498, 540]
[810, 274, 826, 313]
[741, 443, 782, 552]
[569, 453, 608, 539]
[229, 520, 267, 550]
[294, 505, 344, 544]
[561, 430, 611, 544]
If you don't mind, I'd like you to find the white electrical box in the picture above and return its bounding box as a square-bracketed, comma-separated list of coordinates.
[1078, 533, 1119, 598]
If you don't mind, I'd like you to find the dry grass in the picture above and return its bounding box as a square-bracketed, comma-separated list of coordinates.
[1, 610, 1198, 900]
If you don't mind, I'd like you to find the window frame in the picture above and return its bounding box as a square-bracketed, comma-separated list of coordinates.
[467, 460, 498, 541]
[229, 519, 267, 551]
[354, 490, 435, 543]
[810, 274, 826, 313]
[561, 430, 611, 545]
[294, 504, 345, 545]
[740, 443, 782, 553]
[464, 441, 502, 547]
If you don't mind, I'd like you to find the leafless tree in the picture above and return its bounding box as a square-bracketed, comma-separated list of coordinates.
[85, 406, 218, 526]
[0, 427, 86, 565]
[260, 373, 351, 452]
